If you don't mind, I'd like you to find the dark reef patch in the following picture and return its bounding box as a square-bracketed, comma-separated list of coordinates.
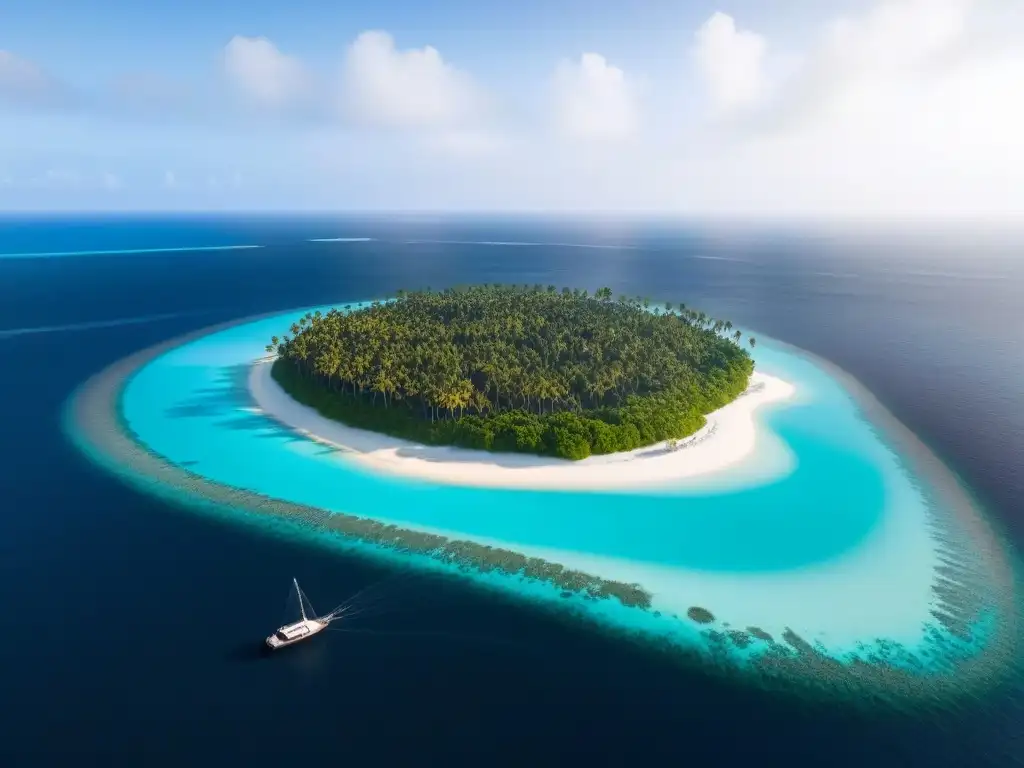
[748, 627, 774, 643]
[728, 630, 752, 649]
[687, 607, 716, 624]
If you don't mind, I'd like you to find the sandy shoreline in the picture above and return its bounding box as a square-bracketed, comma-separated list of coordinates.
[248, 360, 795, 490]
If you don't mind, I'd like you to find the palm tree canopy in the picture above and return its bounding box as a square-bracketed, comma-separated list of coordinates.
[271, 285, 753, 459]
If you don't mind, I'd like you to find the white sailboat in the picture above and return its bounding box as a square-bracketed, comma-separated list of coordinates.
[265, 578, 339, 650]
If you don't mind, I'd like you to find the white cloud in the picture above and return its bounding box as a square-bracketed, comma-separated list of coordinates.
[692, 12, 767, 113]
[759, 0, 974, 129]
[821, 0, 970, 72]
[552, 53, 638, 140]
[406, 0, 1021, 218]
[681, 0, 1024, 218]
[223, 36, 309, 108]
[0, 50, 65, 107]
[341, 31, 483, 129]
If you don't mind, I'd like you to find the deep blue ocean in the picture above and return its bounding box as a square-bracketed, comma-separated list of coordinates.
[1, 215, 1022, 765]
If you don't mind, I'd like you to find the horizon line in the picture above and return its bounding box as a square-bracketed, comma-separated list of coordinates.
[1, 209, 1023, 227]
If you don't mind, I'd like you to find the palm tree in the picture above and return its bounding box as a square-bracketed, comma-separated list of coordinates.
[270, 284, 751, 430]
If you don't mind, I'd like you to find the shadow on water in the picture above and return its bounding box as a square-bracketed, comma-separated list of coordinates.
[165, 363, 254, 420]
[392, 442, 689, 465]
[164, 363, 305, 444]
[225, 642, 275, 664]
[390, 443, 568, 468]
[389, 438, 694, 468]
[163, 362, 568, 469]
[225, 637, 335, 675]
[164, 360, 703, 470]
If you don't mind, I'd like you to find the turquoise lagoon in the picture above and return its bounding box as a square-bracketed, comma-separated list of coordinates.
[81, 305, 1016, 695]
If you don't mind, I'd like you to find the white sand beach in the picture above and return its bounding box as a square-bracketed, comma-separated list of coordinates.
[248, 360, 795, 490]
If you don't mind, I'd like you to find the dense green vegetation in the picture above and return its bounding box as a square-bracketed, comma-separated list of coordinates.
[269, 285, 754, 460]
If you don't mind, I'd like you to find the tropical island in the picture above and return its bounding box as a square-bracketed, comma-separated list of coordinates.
[267, 284, 757, 461]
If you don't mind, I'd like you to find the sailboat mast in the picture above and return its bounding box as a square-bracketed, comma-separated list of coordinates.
[294, 577, 307, 620]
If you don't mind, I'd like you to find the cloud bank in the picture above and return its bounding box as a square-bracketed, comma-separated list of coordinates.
[689, 0, 1022, 217]
[1, 0, 1022, 218]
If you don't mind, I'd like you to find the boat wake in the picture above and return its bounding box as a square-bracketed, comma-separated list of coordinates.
[290, 571, 534, 654]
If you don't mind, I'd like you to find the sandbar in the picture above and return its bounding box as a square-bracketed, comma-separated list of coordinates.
[248, 360, 795, 490]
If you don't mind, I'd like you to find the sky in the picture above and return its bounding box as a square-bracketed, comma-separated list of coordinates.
[1, 0, 1022, 218]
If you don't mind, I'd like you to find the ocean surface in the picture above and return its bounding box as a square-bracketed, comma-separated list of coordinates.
[1, 214, 1022, 765]
[112, 308, 961, 670]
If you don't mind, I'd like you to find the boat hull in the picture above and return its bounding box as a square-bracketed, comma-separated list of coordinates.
[266, 619, 327, 649]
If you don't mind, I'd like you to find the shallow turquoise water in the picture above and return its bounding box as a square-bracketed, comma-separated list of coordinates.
[94, 300, 1020, 693]
[123, 306, 899, 575]
[119, 303, 1020, 675]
